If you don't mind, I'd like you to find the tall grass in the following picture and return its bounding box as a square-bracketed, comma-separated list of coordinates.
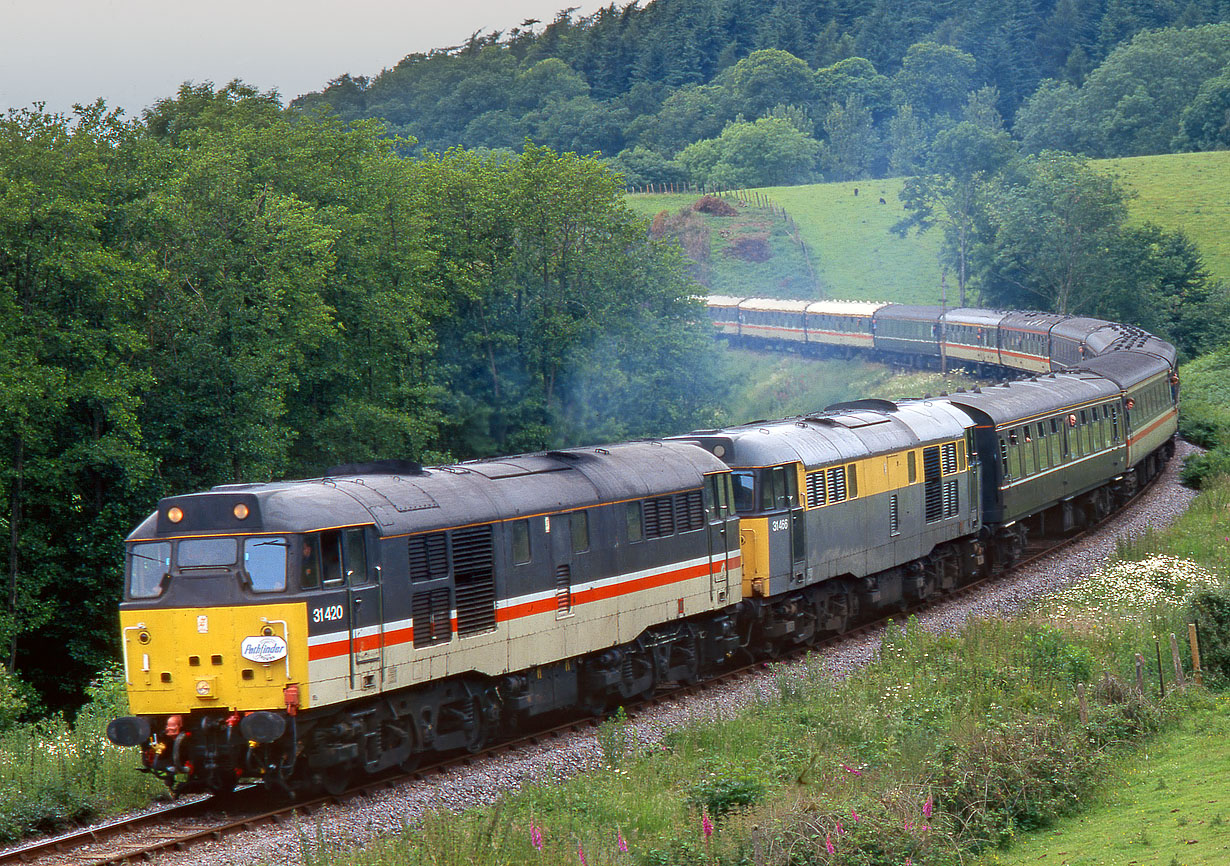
[0, 667, 163, 844]
[287, 604, 1203, 866]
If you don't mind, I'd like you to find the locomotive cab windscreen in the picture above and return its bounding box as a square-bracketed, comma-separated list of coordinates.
[125, 535, 290, 599]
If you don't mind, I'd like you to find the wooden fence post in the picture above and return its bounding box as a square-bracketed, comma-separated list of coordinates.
[1189, 623, 1203, 686]
[1077, 682, 1088, 724]
[1135, 653, 1146, 695]
[1170, 633, 1187, 688]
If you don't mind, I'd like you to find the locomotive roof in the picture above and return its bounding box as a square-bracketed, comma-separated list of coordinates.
[941, 371, 1120, 427]
[706, 294, 745, 308]
[127, 441, 726, 541]
[673, 399, 971, 469]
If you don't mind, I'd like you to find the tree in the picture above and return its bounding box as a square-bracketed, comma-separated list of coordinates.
[896, 122, 1018, 305]
[819, 94, 878, 180]
[1177, 64, 1230, 151]
[894, 42, 979, 119]
[722, 49, 817, 118]
[676, 117, 821, 188]
[979, 152, 1131, 314]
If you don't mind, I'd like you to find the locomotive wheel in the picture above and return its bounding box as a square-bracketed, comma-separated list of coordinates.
[320, 766, 352, 796]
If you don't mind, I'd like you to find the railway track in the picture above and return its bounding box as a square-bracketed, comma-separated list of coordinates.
[0, 468, 1165, 866]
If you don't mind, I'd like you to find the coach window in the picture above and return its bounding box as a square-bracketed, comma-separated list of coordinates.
[571, 510, 590, 553]
[512, 519, 531, 564]
[731, 471, 756, 513]
[626, 502, 643, 542]
[128, 541, 171, 599]
[243, 537, 288, 593]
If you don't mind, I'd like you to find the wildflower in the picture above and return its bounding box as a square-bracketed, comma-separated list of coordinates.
[842, 763, 863, 776]
[835, 820, 845, 835]
[617, 829, 627, 853]
[923, 794, 933, 819]
[905, 859, 913, 866]
[702, 807, 714, 839]
[578, 843, 588, 866]
[825, 834, 835, 854]
[904, 818, 913, 832]
[530, 821, 544, 851]
[851, 808, 860, 823]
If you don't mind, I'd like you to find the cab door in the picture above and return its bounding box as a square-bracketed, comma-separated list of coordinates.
[704, 475, 731, 603]
[344, 527, 383, 693]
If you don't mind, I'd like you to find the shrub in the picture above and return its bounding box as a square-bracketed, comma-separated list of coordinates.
[693, 195, 737, 216]
[687, 775, 764, 819]
[1187, 583, 1230, 684]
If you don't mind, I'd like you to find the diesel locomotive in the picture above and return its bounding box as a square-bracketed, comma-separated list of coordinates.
[107, 298, 1178, 796]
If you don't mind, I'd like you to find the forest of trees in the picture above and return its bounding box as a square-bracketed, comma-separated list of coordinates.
[0, 85, 724, 711]
[293, 0, 1230, 187]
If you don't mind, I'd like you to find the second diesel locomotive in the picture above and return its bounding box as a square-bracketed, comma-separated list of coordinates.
[108, 298, 1178, 796]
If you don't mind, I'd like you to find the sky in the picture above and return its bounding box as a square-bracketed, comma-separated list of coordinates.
[1, 0, 607, 117]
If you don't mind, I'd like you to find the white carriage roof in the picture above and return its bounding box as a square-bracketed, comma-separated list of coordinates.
[805, 300, 890, 316]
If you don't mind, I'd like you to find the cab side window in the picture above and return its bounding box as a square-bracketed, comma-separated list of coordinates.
[343, 528, 368, 584]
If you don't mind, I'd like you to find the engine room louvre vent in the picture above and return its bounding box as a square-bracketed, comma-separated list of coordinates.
[943, 479, 959, 519]
[453, 525, 496, 636]
[806, 472, 825, 508]
[941, 441, 958, 475]
[924, 446, 944, 523]
[412, 588, 452, 647]
[825, 466, 847, 504]
[676, 490, 705, 533]
[408, 533, 448, 582]
[644, 496, 675, 538]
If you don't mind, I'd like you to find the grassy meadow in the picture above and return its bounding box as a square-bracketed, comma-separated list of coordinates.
[627, 150, 1230, 305]
[628, 182, 944, 304]
[1103, 150, 1230, 288]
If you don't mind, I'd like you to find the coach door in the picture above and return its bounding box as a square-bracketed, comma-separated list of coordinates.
[344, 527, 383, 693]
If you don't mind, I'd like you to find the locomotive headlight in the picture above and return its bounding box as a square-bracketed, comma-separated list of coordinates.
[167, 506, 184, 524]
[233, 503, 250, 520]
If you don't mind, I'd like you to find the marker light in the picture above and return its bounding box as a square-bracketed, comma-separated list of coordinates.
[167, 507, 184, 523]
[233, 503, 250, 520]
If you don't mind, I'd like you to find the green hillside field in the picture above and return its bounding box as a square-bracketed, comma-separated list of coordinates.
[627, 150, 1230, 305]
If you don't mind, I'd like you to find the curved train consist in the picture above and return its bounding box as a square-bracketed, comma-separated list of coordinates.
[107, 295, 1179, 796]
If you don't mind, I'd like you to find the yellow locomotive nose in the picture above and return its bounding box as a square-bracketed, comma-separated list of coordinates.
[120, 603, 308, 715]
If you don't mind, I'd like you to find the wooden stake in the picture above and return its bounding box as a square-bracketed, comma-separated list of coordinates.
[1077, 682, 1088, 724]
[1189, 623, 1203, 686]
[1156, 638, 1165, 698]
[1135, 653, 1146, 695]
[1170, 633, 1187, 688]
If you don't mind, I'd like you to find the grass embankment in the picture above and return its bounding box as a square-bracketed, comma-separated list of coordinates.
[717, 346, 976, 425]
